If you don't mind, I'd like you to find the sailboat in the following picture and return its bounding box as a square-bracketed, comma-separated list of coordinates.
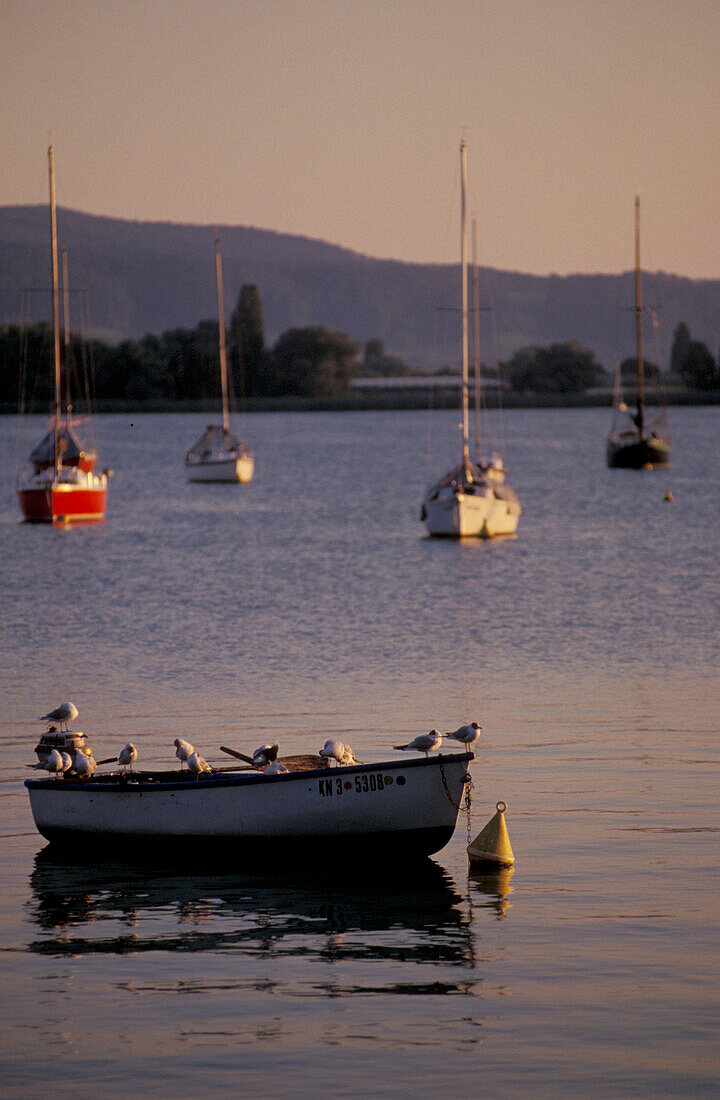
[185, 237, 254, 483]
[421, 140, 520, 539]
[17, 147, 109, 525]
[606, 196, 670, 469]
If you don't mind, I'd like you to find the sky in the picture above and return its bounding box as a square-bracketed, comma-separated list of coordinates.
[2, 0, 719, 278]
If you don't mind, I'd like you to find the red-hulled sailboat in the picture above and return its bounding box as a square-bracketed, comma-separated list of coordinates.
[17, 147, 109, 524]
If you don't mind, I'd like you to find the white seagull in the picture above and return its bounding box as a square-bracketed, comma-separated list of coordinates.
[41, 749, 64, 779]
[339, 745, 357, 766]
[264, 759, 291, 775]
[74, 751, 96, 779]
[118, 742, 138, 771]
[319, 739, 345, 767]
[394, 730, 443, 757]
[187, 751, 211, 776]
[174, 738, 194, 768]
[38, 701, 78, 731]
[252, 742, 279, 767]
[444, 722, 482, 752]
[60, 752, 73, 775]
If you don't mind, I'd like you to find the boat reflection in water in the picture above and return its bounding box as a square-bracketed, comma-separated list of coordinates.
[28, 849, 495, 986]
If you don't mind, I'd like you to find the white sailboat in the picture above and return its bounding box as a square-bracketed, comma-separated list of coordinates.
[185, 236, 254, 483]
[421, 140, 520, 539]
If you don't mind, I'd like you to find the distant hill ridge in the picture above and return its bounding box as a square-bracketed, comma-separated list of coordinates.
[1, 205, 718, 371]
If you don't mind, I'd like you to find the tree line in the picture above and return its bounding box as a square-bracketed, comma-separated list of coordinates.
[501, 323, 719, 394]
[1, 283, 360, 407]
[1, 280, 717, 407]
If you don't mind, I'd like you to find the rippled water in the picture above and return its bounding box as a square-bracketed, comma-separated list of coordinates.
[1, 407, 718, 1097]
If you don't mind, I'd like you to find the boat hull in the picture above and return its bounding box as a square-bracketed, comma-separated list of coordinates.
[606, 435, 671, 469]
[185, 454, 254, 483]
[25, 754, 473, 860]
[18, 471, 108, 524]
[423, 490, 520, 538]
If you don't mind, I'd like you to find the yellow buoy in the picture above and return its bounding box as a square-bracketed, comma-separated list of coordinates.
[467, 801, 515, 867]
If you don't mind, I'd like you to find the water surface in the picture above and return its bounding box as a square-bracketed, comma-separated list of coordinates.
[1, 407, 718, 1097]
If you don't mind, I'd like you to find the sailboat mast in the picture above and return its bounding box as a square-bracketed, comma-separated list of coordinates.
[215, 236, 230, 433]
[460, 139, 470, 469]
[61, 247, 71, 422]
[634, 194, 644, 429]
[48, 146, 61, 475]
[472, 217, 481, 457]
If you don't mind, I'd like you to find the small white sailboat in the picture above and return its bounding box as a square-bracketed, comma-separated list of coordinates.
[421, 140, 520, 539]
[185, 236, 254, 483]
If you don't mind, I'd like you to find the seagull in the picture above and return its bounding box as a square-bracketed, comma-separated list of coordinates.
[43, 749, 64, 779]
[118, 742, 138, 771]
[174, 738, 194, 768]
[59, 752, 73, 775]
[38, 701, 78, 731]
[319, 739, 345, 767]
[187, 751, 211, 776]
[74, 751, 96, 779]
[394, 730, 443, 757]
[264, 759, 291, 775]
[252, 742, 279, 767]
[339, 744, 357, 766]
[444, 722, 482, 752]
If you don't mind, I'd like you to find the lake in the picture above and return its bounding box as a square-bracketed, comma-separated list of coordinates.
[1, 406, 718, 1098]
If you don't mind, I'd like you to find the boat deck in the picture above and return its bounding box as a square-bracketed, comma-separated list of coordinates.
[25, 752, 474, 791]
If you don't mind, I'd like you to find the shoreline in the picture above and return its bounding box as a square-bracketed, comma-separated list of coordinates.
[2, 386, 718, 416]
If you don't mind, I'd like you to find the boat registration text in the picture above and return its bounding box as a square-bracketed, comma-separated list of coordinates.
[318, 772, 401, 797]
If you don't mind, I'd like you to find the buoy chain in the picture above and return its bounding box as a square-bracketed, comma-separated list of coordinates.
[439, 761, 474, 818]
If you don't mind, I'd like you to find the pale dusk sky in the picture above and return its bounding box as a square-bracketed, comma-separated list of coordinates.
[2, 0, 718, 278]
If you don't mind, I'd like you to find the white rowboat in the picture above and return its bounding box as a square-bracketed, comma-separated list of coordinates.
[26, 752, 474, 861]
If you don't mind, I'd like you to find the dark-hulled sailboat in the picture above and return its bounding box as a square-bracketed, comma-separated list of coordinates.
[606, 196, 670, 470]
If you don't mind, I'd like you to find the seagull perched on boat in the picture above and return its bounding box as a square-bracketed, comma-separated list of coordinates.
[118, 742, 138, 772]
[264, 759, 291, 775]
[31, 749, 64, 779]
[444, 722, 482, 752]
[38, 701, 78, 731]
[394, 730, 443, 757]
[339, 744, 357, 766]
[174, 738, 194, 768]
[60, 752, 73, 775]
[319, 739, 345, 767]
[74, 751, 96, 779]
[252, 742, 279, 767]
[187, 751, 211, 776]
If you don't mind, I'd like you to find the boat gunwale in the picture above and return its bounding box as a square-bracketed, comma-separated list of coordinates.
[25, 751, 474, 794]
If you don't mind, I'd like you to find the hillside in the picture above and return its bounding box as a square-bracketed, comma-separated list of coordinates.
[1, 205, 718, 371]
